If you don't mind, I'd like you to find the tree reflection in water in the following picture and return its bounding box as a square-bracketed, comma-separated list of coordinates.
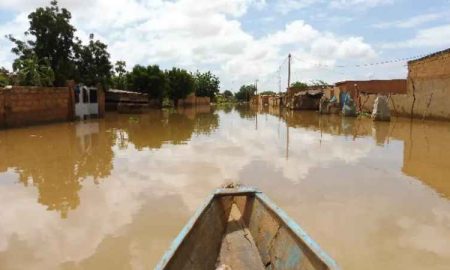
[112, 107, 219, 150]
[0, 122, 114, 218]
[0, 106, 220, 218]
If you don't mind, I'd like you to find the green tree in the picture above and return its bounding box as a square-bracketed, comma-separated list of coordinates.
[127, 65, 148, 92]
[145, 65, 167, 100]
[235, 84, 256, 102]
[259, 90, 276, 95]
[194, 71, 220, 101]
[127, 65, 167, 100]
[290, 81, 308, 90]
[74, 34, 112, 87]
[166, 68, 195, 105]
[112, 61, 127, 89]
[13, 54, 55, 86]
[0, 67, 11, 87]
[8, 0, 77, 86]
[223, 90, 233, 98]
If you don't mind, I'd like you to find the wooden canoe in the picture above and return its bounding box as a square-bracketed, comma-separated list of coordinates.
[155, 187, 339, 270]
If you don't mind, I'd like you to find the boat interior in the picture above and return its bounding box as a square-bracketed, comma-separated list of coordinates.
[160, 190, 336, 270]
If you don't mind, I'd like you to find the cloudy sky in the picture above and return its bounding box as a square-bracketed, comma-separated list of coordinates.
[1, 0, 450, 91]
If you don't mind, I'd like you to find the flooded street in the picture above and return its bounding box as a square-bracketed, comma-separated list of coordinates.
[1, 106, 450, 270]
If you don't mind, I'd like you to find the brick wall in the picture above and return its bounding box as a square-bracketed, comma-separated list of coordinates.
[0, 86, 73, 128]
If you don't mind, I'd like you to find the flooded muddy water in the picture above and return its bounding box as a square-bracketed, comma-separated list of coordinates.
[0, 105, 450, 270]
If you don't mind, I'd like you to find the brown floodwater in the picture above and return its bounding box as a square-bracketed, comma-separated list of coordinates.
[0, 105, 450, 270]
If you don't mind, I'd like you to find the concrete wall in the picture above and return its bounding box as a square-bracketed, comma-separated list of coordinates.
[0, 86, 74, 128]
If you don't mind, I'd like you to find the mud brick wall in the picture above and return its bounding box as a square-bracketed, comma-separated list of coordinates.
[195, 96, 210, 105]
[405, 51, 450, 120]
[178, 95, 210, 106]
[0, 93, 4, 127]
[0, 86, 73, 128]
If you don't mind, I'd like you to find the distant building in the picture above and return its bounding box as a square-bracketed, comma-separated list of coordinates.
[177, 93, 210, 107]
[334, 79, 406, 97]
[285, 85, 327, 110]
[105, 89, 150, 113]
[333, 79, 407, 112]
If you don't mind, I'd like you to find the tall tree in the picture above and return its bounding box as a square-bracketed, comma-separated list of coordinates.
[223, 90, 233, 98]
[259, 90, 276, 95]
[166, 68, 195, 105]
[111, 61, 128, 89]
[194, 71, 220, 101]
[290, 81, 308, 90]
[127, 65, 167, 100]
[145, 65, 167, 100]
[74, 34, 112, 87]
[235, 84, 256, 102]
[8, 0, 77, 86]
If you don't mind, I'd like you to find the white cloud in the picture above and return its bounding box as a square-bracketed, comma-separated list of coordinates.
[0, 0, 376, 90]
[373, 13, 444, 28]
[275, 0, 320, 14]
[382, 24, 450, 48]
[329, 0, 394, 10]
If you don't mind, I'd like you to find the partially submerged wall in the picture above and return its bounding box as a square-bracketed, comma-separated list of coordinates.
[178, 94, 210, 106]
[406, 51, 450, 120]
[358, 93, 414, 117]
[105, 90, 151, 111]
[0, 86, 74, 128]
[196, 96, 211, 106]
[350, 50, 450, 120]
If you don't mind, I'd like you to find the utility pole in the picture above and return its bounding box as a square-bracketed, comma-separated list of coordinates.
[255, 79, 258, 95]
[278, 69, 281, 93]
[287, 53, 292, 89]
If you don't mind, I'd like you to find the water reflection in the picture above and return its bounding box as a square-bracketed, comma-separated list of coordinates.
[0, 107, 220, 219]
[265, 108, 450, 199]
[112, 106, 219, 150]
[0, 121, 114, 218]
[0, 105, 449, 270]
